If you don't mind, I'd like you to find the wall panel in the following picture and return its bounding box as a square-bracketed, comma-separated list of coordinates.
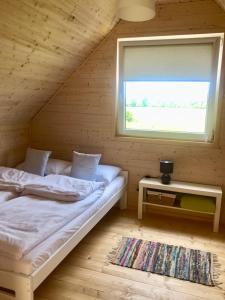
[0, 0, 118, 125]
[0, 0, 118, 164]
[31, 0, 225, 222]
[0, 125, 29, 166]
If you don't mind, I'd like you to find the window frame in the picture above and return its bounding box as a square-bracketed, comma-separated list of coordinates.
[116, 33, 224, 143]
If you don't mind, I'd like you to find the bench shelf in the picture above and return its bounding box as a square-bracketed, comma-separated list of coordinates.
[138, 178, 222, 232]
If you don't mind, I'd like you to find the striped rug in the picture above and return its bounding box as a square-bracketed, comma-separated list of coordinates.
[109, 237, 219, 286]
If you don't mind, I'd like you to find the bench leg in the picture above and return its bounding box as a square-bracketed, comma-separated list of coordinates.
[213, 195, 222, 233]
[138, 185, 143, 219]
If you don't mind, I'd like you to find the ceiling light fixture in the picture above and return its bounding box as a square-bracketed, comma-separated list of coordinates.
[117, 0, 156, 22]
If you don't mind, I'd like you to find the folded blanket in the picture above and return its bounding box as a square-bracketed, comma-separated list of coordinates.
[0, 167, 104, 202]
[0, 181, 22, 193]
[0, 167, 42, 184]
[0, 167, 43, 193]
[22, 174, 104, 201]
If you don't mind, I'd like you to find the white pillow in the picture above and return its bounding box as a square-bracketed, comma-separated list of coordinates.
[70, 151, 101, 181]
[49, 163, 121, 184]
[23, 148, 51, 176]
[96, 165, 121, 185]
[17, 159, 121, 184]
[45, 158, 71, 175]
[17, 158, 71, 176]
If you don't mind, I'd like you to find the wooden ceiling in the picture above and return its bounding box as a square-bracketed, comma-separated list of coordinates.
[0, 0, 118, 125]
[0, 0, 224, 127]
[215, 0, 225, 10]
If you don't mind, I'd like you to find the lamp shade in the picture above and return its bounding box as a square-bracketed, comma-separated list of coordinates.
[117, 0, 156, 22]
[160, 160, 174, 174]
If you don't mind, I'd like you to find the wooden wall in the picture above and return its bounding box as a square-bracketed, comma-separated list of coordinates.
[31, 0, 225, 221]
[0, 0, 118, 165]
[0, 0, 118, 124]
[216, 0, 225, 10]
[0, 125, 29, 167]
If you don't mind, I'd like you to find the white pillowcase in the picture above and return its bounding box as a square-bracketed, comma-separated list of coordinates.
[70, 151, 101, 181]
[17, 158, 71, 176]
[23, 148, 51, 176]
[45, 158, 71, 175]
[95, 165, 121, 185]
[16, 158, 121, 184]
[47, 160, 121, 184]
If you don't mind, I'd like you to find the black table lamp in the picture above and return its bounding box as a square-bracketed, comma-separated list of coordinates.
[160, 160, 173, 184]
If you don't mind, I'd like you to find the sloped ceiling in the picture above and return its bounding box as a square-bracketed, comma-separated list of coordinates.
[0, 0, 224, 127]
[215, 0, 225, 10]
[0, 0, 118, 125]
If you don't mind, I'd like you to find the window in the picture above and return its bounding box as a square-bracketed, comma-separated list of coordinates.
[116, 34, 224, 142]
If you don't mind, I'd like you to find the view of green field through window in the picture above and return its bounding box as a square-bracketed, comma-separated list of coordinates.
[125, 81, 210, 133]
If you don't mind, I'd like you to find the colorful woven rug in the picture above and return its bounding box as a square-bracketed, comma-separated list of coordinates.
[109, 237, 219, 286]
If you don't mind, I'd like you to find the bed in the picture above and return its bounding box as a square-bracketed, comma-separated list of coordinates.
[0, 168, 128, 300]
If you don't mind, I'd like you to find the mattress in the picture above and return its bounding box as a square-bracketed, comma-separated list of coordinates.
[0, 175, 125, 275]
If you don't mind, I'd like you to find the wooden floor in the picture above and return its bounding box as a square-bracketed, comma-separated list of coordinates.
[35, 209, 225, 300]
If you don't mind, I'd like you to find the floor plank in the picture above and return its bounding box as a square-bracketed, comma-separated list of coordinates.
[35, 209, 225, 300]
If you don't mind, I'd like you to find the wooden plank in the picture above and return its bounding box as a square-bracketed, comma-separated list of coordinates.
[34, 210, 225, 300]
[0, 0, 118, 127]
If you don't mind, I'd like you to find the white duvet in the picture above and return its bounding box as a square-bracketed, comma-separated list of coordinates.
[0, 167, 104, 201]
[0, 167, 105, 260]
[0, 167, 41, 192]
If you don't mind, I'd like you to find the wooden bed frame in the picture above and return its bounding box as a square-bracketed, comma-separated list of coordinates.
[0, 171, 128, 300]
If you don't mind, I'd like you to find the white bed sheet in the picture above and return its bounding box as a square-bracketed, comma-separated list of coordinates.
[0, 191, 18, 204]
[0, 175, 125, 275]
